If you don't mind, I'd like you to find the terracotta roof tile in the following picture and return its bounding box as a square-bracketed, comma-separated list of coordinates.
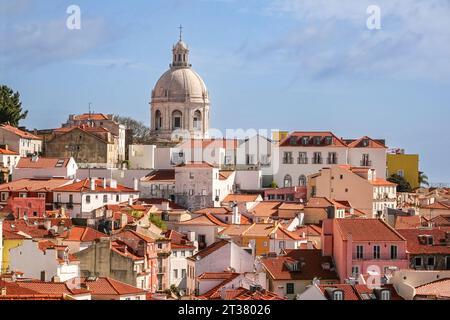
[0, 124, 42, 140]
[223, 194, 261, 203]
[0, 178, 72, 192]
[16, 157, 71, 169]
[53, 178, 136, 193]
[189, 240, 229, 260]
[262, 249, 339, 281]
[0, 148, 18, 155]
[61, 226, 107, 242]
[396, 228, 450, 254]
[415, 278, 450, 298]
[280, 132, 347, 147]
[141, 169, 175, 182]
[335, 218, 406, 241]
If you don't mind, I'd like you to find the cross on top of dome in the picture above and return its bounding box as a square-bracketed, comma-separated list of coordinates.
[171, 25, 191, 68]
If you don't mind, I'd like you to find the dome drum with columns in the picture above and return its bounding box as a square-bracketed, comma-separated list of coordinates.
[150, 32, 210, 141]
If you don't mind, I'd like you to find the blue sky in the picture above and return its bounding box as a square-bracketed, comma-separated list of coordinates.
[1, 0, 450, 184]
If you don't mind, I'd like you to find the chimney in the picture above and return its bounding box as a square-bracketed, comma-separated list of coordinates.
[90, 178, 96, 191]
[102, 178, 107, 189]
[232, 202, 241, 225]
[110, 179, 117, 189]
[133, 178, 139, 191]
[121, 213, 128, 228]
[31, 154, 39, 162]
[43, 220, 52, 231]
[1, 287, 6, 296]
[161, 202, 170, 211]
[128, 197, 133, 206]
[187, 231, 196, 242]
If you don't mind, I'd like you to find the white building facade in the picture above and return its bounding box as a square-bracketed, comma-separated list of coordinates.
[9, 240, 80, 282]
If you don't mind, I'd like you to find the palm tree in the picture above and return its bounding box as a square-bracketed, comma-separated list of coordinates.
[418, 171, 429, 187]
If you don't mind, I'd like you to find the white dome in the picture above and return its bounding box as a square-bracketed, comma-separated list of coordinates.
[152, 67, 209, 103]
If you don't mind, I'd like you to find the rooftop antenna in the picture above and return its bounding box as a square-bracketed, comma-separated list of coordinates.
[88, 102, 92, 116]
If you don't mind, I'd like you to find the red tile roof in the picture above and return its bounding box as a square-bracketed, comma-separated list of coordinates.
[16, 157, 71, 169]
[415, 278, 450, 298]
[0, 148, 18, 155]
[394, 215, 423, 229]
[189, 240, 229, 261]
[53, 178, 136, 193]
[335, 218, 406, 241]
[0, 178, 72, 192]
[396, 228, 450, 254]
[262, 249, 339, 281]
[141, 169, 175, 182]
[15, 281, 90, 296]
[194, 207, 232, 215]
[345, 136, 386, 149]
[318, 284, 360, 300]
[219, 171, 234, 181]
[61, 226, 107, 242]
[234, 287, 286, 300]
[0, 124, 42, 140]
[76, 277, 147, 296]
[223, 194, 261, 203]
[421, 201, 450, 210]
[179, 212, 228, 227]
[197, 272, 241, 300]
[279, 132, 347, 147]
[0, 294, 67, 300]
[2, 220, 53, 238]
[369, 178, 397, 186]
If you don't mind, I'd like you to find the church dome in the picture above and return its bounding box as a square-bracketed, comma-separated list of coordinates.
[152, 67, 209, 103]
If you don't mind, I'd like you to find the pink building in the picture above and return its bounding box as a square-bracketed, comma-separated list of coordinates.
[322, 218, 409, 282]
[6, 197, 46, 219]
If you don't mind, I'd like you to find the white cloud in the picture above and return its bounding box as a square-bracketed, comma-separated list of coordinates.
[255, 0, 450, 80]
[0, 17, 122, 69]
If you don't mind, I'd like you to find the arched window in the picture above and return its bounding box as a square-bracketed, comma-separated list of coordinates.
[284, 175, 292, 188]
[155, 110, 162, 131]
[193, 110, 202, 130]
[172, 110, 182, 130]
[299, 175, 307, 187]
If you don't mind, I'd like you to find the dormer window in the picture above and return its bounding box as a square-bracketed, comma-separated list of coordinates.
[301, 136, 309, 145]
[362, 139, 369, 147]
[313, 136, 321, 145]
[289, 136, 297, 145]
[380, 290, 391, 300]
[333, 290, 343, 300]
[324, 136, 332, 145]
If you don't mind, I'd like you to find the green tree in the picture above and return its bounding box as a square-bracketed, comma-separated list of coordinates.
[418, 171, 429, 187]
[170, 285, 181, 298]
[0, 85, 28, 126]
[387, 174, 412, 192]
[270, 181, 278, 188]
[150, 213, 167, 230]
[113, 115, 151, 143]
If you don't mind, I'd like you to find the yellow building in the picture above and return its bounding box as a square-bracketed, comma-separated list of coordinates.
[272, 131, 289, 143]
[387, 152, 419, 189]
[1, 231, 26, 273]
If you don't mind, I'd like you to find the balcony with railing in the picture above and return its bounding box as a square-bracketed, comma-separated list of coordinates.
[312, 158, 323, 164]
[282, 157, 294, 164]
[360, 160, 372, 166]
[297, 158, 308, 164]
